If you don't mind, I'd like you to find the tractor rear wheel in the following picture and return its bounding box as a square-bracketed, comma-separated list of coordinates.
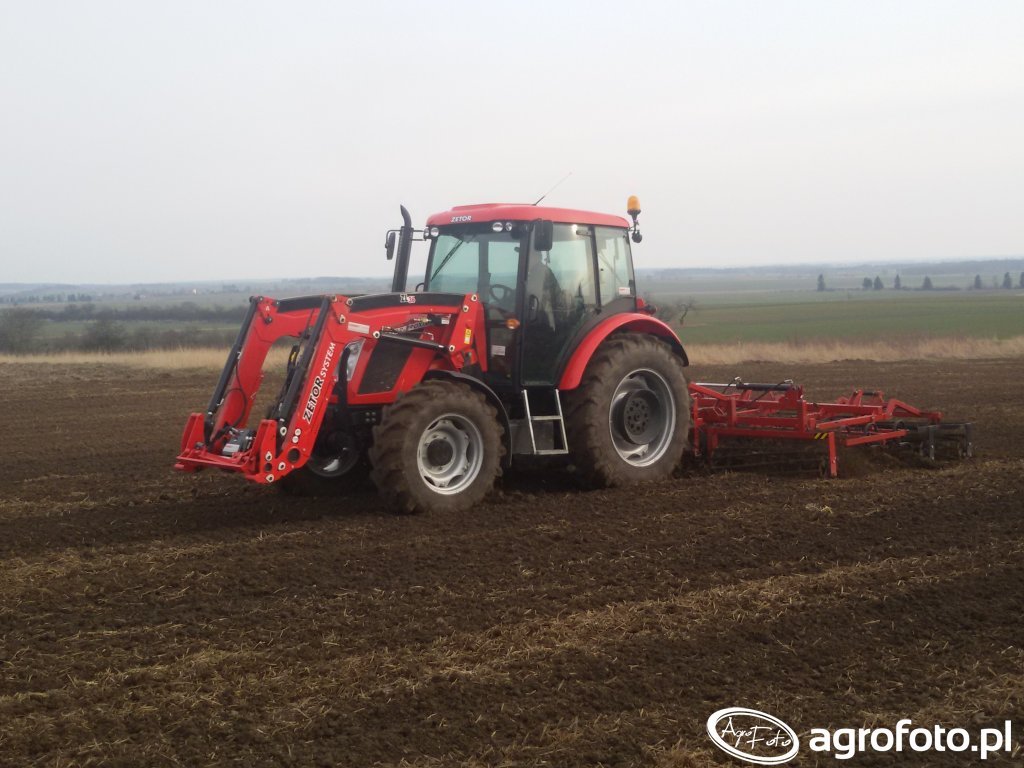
[565, 334, 690, 487]
[369, 379, 503, 514]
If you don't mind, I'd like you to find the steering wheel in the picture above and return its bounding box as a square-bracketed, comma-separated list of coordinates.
[488, 283, 514, 304]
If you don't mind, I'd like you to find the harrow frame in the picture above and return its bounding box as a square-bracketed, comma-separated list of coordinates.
[689, 379, 973, 477]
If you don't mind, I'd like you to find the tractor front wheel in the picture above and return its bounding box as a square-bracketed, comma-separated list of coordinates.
[369, 380, 503, 513]
[565, 334, 690, 487]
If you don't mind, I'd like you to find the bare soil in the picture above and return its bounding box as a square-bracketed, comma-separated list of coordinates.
[1, 358, 1022, 766]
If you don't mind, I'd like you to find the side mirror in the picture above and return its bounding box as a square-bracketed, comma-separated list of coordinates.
[385, 231, 396, 260]
[533, 220, 553, 253]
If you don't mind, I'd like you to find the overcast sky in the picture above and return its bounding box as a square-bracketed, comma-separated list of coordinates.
[1, 1, 1021, 284]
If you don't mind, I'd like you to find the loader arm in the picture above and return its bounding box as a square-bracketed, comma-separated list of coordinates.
[175, 291, 488, 485]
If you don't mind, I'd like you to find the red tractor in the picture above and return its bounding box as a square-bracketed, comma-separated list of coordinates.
[175, 198, 692, 512]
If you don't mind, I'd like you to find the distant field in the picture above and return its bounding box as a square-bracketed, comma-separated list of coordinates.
[34, 318, 239, 341]
[656, 292, 1024, 344]
[5, 273, 1023, 354]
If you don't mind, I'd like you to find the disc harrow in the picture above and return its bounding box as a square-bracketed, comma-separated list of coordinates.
[690, 379, 973, 477]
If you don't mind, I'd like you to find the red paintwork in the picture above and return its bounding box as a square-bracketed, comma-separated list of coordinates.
[689, 382, 945, 477]
[426, 203, 629, 229]
[558, 313, 686, 391]
[175, 292, 486, 484]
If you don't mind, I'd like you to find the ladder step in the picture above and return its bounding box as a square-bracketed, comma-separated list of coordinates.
[521, 388, 570, 455]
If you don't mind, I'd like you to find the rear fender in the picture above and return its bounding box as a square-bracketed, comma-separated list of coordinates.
[422, 370, 513, 468]
[557, 314, 688, 391]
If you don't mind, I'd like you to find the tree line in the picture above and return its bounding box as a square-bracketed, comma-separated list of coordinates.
[9, 302, 248, 323]
[0, 303, 244, 354]
[818, 272, 1024, 292]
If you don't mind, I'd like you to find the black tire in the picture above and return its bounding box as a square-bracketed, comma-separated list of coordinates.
[564, 334, 690, 487]
[369, 379, 504, 514]
[277, 427, 366, 497]
[277, 456, 367, 497]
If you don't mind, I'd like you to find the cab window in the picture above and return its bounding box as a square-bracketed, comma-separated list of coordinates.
[426, 228, 523, 310]
[521, 223, 598, 385]
[595, 226, 634, 304]
[427, 236, 479, 295]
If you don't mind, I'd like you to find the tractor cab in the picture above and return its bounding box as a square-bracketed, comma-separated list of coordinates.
[416, 204, 640, 389]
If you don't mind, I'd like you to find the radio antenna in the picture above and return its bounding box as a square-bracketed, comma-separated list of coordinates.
[532, 172, 572, 205]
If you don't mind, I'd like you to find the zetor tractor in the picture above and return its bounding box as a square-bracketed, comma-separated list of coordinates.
[175, 198, 691, 512]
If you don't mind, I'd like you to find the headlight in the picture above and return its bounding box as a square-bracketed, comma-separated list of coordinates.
[344, 339, 364, 380]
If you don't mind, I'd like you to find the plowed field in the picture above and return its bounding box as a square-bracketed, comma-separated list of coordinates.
[2, 359, 1022, 766]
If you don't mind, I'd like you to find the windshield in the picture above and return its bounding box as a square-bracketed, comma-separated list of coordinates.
[425, 225, 523, 300]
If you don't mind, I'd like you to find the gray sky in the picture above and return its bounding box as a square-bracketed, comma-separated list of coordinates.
[1, 1, 1021, 284]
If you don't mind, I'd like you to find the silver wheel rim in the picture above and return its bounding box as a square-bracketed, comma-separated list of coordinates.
[416, 413, 485, 495]
[307, 437, 359, 478]
[312, 458, 342, 476]
[608, 368, 676, 466]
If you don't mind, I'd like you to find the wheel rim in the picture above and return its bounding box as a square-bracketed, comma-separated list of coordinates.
[307, 434, 359, 478]
[307, 451, 356, 478]
[416, 413, 485, 495]
[608, 368, 676, 467]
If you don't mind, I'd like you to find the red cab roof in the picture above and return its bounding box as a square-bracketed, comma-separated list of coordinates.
[426, 203, 629, 229]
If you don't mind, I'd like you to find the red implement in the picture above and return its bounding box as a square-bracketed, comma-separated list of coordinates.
[689, 379, 972, 477]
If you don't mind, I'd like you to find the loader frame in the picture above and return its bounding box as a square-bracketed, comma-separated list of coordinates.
[176, 290, 489, 484]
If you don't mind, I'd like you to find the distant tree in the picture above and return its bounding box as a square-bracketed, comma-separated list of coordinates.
[973, 274, 983, 290]
[80, 318, 127, 352]
[655, 297, 697, 326]
[894, 274, 902, 290]
[675, 297, 697, 326]
[1020, 272, 1024, 289]
[817, 274, 826, 292]
[873, 276, 883, 290]
[0, 308, 43, 353]
[922, 276, 934, 290]
[129, 325, 157, 350]
[862, 277, 872, 290]
[1003, 272, 1013, 289]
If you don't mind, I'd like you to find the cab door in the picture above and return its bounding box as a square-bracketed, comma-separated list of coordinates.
[519, 223, 599, 386]
[479, 236, 523, 383]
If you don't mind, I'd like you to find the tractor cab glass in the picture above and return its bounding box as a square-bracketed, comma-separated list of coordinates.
[426, 225, 523, 310]
[424, 220, 635, 387]
[424, 224, 525, 382]
[595, 226, 636, 304]
[521, 223, 600, 384]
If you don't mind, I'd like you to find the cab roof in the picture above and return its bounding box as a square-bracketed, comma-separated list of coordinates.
[425, 203, 629, 229]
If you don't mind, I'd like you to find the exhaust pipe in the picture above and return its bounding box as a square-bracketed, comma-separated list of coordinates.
[391, 205, 413, 293]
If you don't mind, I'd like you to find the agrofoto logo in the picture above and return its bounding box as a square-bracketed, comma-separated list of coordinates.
[706, 707, 799, 765]
[707, 707, 1018, 763]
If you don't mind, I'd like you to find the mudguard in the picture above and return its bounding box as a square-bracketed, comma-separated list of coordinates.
[557, 313, 688, 391]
